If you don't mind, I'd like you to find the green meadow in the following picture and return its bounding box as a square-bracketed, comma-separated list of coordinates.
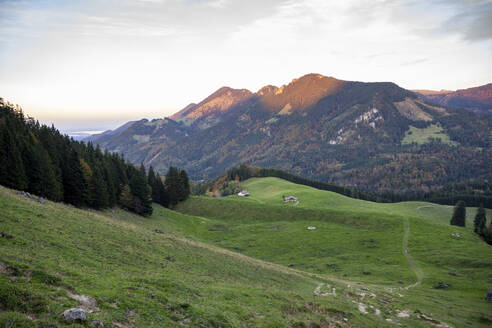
[402, 124, 457, 145]
[1, 177, 491, 327]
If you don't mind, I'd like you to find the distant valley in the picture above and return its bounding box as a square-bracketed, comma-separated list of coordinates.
[88, 74, 492, 193]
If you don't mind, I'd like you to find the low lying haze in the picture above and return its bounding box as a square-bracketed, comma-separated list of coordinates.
[1, 0, 491, 132]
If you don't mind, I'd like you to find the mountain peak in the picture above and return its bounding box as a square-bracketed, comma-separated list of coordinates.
[170, 86, 254, 128]
[257, 73, 346, 113]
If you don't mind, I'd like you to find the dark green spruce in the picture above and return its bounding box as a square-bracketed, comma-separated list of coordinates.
[450, 201, 466, 227]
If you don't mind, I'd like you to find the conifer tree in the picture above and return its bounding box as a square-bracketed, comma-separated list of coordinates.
[450, 201, 466, 227]
[483, 223, 492, 245]
[61, 147, 88, 207]
[89, 166, 109, 209]
[0, 126, 28, 190]
[179, 169, 190, 201]
[154, 172, 169, 207]
[474, 204, 487, 234]
[119, 184, 133, 210]
[23, 142, 61, 200]
[128, 165, 152, 216]
[148, 166, 156, 190]
[165, 166, 181, 206]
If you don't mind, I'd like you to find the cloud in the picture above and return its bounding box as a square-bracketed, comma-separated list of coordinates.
[401, 58, 429, 66]
[0, 0, 491, 128]
[80, 16, 178, 37]
[442, 1, 492, 41]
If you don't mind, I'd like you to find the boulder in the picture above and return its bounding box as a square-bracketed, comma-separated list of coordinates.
[61, 308, 87, 322]
[486, 290, 492, 302]
[91, 319, 104, 327]
[39, 197, 46, 204]
[434, 281, 450, 289]
[0, 232, 13, 239]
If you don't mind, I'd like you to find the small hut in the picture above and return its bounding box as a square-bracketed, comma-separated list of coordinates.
[238, 190, 250, 197]
[283, 195, 298, 202]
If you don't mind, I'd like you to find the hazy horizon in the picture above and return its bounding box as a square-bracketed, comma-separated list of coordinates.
[1, 0, 492, 132]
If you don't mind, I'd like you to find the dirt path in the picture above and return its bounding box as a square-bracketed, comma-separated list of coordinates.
[402, 217, 424, 289]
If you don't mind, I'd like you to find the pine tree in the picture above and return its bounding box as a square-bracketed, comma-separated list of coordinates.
[148, 166, 156, 191]
[128, 165, 153, 216]
[103, 157, 118, 207]
[450, 200, 466, 227]
[165, 166, 181, 206]
[483, 222, 492, 245]
[0, 126, 28, 190]
[61, 147, 88, 207]
[119, 184, 133, 210]
[178, 169, 190, 201]
[36, 125, 64, 200]
[89, 166, 109, 209]
[148, 166, 170, 206]
[474, 204, 487, 234]
[154, 172, 169, 207]
[24, 142, 61, 200]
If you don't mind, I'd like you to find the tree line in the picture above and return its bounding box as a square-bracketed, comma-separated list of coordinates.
[0, 100, 189, 216]
[196, 164, 492, 208]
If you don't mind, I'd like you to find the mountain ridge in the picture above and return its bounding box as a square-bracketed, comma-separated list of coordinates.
[414, 83, 492, 113]
[88, 73, 492, 192]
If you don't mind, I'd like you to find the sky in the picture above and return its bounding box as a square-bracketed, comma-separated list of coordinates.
[1, 0, 491, 133]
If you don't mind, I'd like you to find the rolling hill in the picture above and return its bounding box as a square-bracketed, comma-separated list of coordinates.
[1, 177, 491, 327]
[88, 74, 492, 193]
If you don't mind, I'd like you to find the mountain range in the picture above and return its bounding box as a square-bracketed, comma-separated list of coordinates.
[414, 83, 492, 114]
[88, 74, 492, 192]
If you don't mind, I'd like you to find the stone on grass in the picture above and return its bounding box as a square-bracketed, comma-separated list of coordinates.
[434, 281, 450, 289]
[39, 197, 46, 204]
[486, 290, 492, 302]
[0, 232, 13, 239]
[155, 229, 164, 234]
[61, 308, 87, 322]
[91, 319, 104, 327]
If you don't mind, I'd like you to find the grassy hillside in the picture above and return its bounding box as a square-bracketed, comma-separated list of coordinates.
[0, 186, 357, 327]
[235, 177, 491, 225]
[1, 177, 492, 327]
[174, 177, 492, 327]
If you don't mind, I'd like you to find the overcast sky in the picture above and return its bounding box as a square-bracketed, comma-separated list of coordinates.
[1, 0, 491, 131]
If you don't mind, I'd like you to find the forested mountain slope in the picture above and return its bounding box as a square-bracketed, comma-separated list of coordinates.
[89, 74, 492, 192]
[415, 83, 492, 114]
[0, 99, 190, 216]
